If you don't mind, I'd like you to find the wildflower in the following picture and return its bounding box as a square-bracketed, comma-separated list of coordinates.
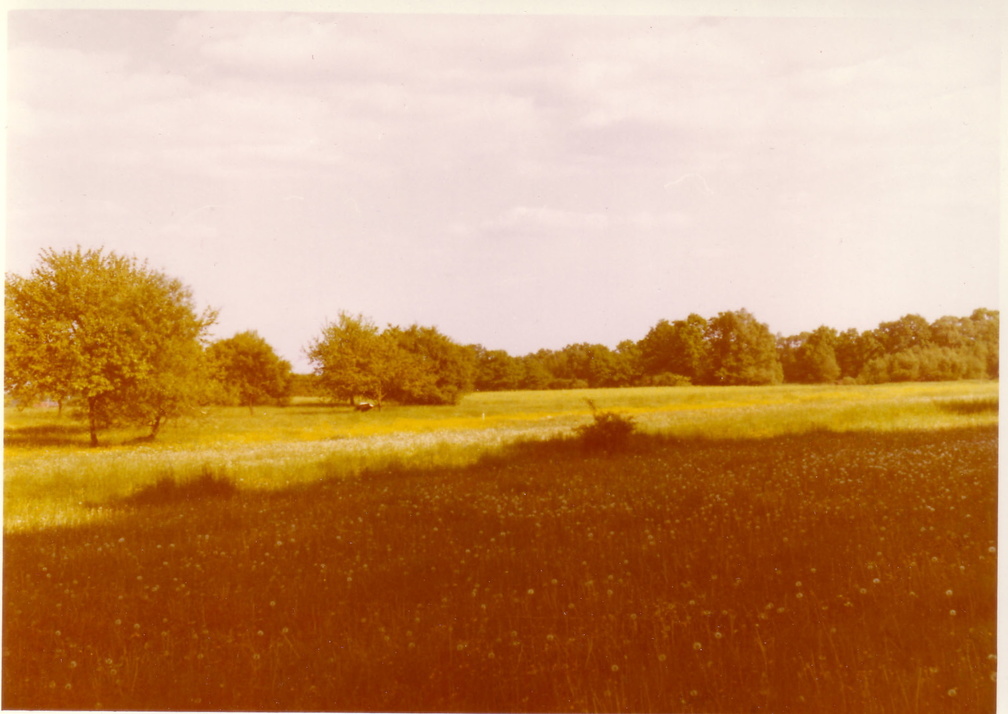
[693, 642, 702, 651]
[945, 589, 953, 597]
[658, 653, 667, 662]
[948, 688, 957, 697]
[611, 664, 619, 672]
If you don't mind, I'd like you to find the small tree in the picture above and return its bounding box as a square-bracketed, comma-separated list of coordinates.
[5, 247, 216, 445]
[208, 331, 293, 414]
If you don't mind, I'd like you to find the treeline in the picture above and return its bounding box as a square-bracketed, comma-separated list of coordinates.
[4, 247, 998, 444]
[468, 308, 1000, 391]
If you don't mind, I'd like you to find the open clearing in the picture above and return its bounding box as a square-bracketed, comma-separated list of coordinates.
[3, 382, 998, 711]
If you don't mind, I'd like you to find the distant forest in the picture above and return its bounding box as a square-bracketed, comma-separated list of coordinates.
[295, 307, 999, 398]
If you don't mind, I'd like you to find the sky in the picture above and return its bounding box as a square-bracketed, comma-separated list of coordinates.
[5, 3, 1001, 372]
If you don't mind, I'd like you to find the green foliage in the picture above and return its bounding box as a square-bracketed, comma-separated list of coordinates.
[304, 311, 384, 406]
[574, 399, 637, 451]
[208, 331, 293, 413]
[4, 247, 216, 445]
[705, 308, 783, 385]
[386, 324, 475, 405]
[645, 372, 693, 387]
[472, 346, 524, 391]
[638, 313, 709, 383]
[306, 314, 474, 407]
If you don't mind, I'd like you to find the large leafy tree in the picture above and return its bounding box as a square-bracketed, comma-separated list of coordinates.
[785, 326, 841, 383]
[208, 331, 293, 414]
[5, 247, 216, 445]
[306, 314, 474, 407]
[387, 325, 475, 405]
[471, 346, 523, 392]
[305, 312, 384, 406]
[637, 313, 709, 384]
[705, 309, 783, 385]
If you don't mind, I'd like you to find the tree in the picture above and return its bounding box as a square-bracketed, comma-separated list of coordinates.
[306, 315, 475, 407]
[705, 309, 783, 385]
[968, 308, 999, 378]
[874, 314, 932, 355]
[387, 325, 475, 405]
[4, 247, 216, 445]
[637, 313, 709, 384]
[472, 346, 523, 391]
[518, 354, 552, 390]
[305, 312, 383, 406]
[834, 328, 872, 381]
[208, 331, 293, 414]
[786, 326, 841, 383]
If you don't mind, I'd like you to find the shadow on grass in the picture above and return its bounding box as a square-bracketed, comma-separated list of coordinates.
[3, 423, 92, 448]
[934, 396, 999, 415]
[104, 468, 239, 509]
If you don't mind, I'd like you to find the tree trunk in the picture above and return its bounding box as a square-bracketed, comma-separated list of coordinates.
[88, 397, 99, 447]
[149, 413, 164, 439]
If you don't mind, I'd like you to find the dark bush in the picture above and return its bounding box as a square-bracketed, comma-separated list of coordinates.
[574, 400, 636, 452]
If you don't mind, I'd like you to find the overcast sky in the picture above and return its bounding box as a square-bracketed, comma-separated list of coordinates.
[5, 4, 1001, 372]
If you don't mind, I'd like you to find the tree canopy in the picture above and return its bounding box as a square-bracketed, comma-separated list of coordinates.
[5, 247, 216, 445]
[207, 331, 293, 414]
[306, 313, 474, 407]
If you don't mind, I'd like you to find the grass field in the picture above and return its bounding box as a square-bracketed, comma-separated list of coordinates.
[2, 381, 999, 711]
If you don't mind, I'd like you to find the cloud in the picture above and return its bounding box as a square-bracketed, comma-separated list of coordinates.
[6, 11, 999, 367]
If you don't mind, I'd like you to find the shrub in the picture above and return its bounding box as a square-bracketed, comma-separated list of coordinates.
[574, 399, 636, 452]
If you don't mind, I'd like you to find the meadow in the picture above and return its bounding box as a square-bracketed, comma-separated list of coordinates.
[3, 381, 999, 711]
